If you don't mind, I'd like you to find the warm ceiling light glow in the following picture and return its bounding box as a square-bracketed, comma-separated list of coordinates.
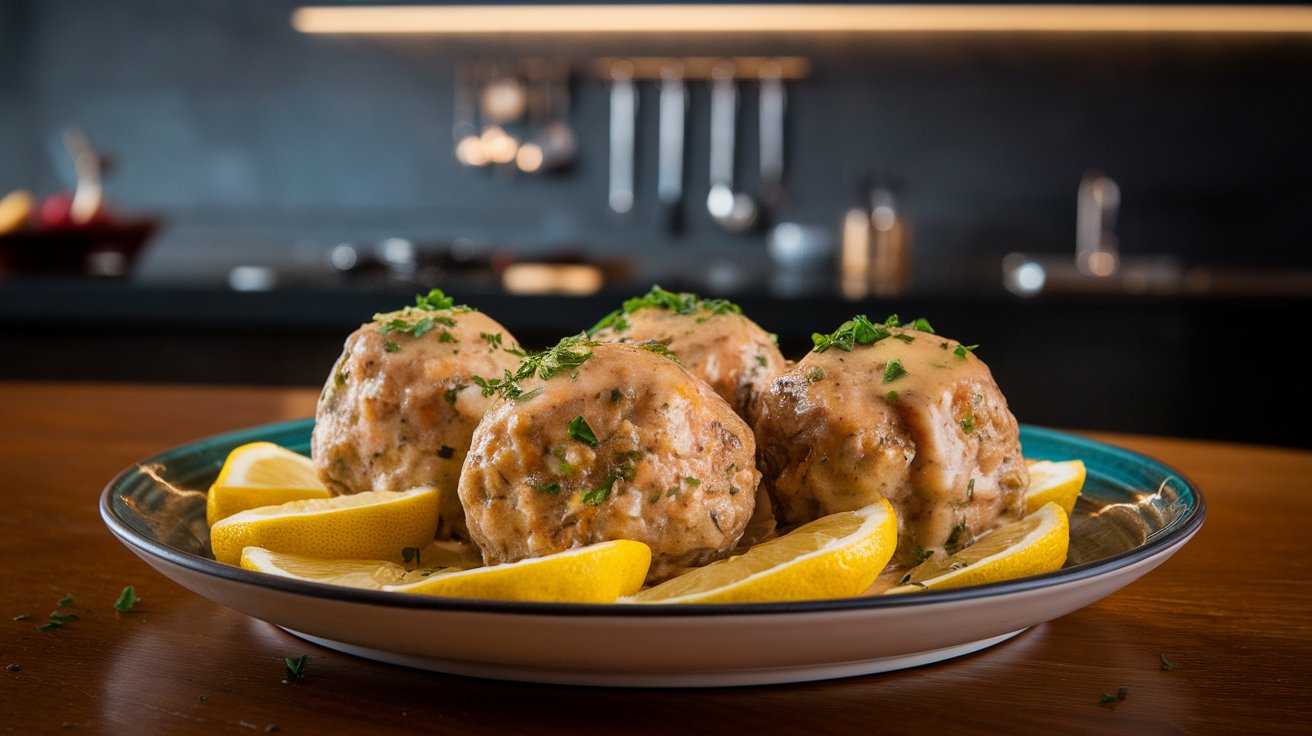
[292, 5, 1312, 35]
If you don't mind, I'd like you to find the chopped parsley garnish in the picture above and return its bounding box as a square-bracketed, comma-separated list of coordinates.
[438, 330, 458, 344]
[402, 547, 422, 565]
[436, 445, 455, 459]
[113, 586, 139, 613]
[909, 317, 935, 333]
[372, 290, 466, 339]
[954, 344, 978, 359]
[587, 285, 742, 334]
[960, 409, 976, 435]
[480, 331, 504, 349]
[915, 547, 934, 561]
[946, 520, 968, 548]
[568, 416, 598, 446]
[582, 472, 619, 506]
[1098, 693, 1117, 705]
[812, 314, 936, 353]
[885, 390, 899, 403]
[638, 341, 680, 363]
[414, 288, 455, 311]
[1159, 653, 1178, 670]
[882, 359, 908, 383]
[57, 594, 73, 608]
[39, 611, 80, 632]
[807, 367, 826, 383]
[967, 478, 976, 501]
[284, 654, 310, 682]
[684, 476, 700, 486]
[893, 334, 915, 343]
[377, 316, 436, 338]
[473, 334, 597, 401]
[537, 483, 562, 496]
[756, 354, 768, 367]
[444, 384, 463, 406]
[384, 340, 400, 353]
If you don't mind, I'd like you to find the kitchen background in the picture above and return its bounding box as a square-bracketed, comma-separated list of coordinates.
[2, 0, 1310, 447]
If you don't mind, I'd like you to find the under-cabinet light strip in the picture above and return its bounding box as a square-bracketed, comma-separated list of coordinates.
[291, 5, 1312, 35]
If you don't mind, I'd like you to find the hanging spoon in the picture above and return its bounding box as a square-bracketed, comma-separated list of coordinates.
[706, 60, 757, 234]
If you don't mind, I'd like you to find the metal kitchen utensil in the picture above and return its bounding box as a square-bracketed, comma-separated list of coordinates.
[527, 60, 579, 173]
[706, 60, 758, 234]
[63, 127, 103, 224]
[657, 61, 687, 234]
[453, 63, 488, 167]
[608, 60, 637, 214]
[758, 60, 787, 210]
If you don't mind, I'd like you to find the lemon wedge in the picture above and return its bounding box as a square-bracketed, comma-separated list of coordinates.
[633, 498, 898, 604]
[1024, 459, 1087, 515]
[241, 547, 415, 589]
[206, 442, 331, 526]
[210, 486, 439, 566]
[382, 540, 651, 604]
[886, 501, 1069, 594]
[239, 541, 477, 589]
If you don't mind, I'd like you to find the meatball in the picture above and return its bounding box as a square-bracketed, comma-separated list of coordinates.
[459, 337, 760, 582]
[590, 286, 786, 425]
[753, 316, 1028, 565]
[312, 291, 524, 541]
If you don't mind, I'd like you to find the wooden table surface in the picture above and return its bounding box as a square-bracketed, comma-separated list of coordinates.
[2, 381, 1309, 735]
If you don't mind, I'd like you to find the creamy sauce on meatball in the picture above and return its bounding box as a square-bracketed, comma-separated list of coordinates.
[312, 303, 524, 540]
[460, 340, 761, 582]
[590, 288, 787, 426]
[754, 323, 1028, 565]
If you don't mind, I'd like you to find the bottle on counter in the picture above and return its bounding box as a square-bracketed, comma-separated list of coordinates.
[839, 184, 911, 299]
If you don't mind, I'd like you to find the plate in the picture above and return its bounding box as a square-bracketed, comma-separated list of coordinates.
[101, 421, 1204, 687]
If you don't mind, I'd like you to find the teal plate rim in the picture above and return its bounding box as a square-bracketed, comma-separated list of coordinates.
[101, 419, 1205, 618]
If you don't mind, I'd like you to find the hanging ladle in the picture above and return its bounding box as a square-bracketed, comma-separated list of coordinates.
[706, 60, 757, 234]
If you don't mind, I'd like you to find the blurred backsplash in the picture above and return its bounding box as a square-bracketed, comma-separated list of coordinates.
[2, 0, 1311, 293]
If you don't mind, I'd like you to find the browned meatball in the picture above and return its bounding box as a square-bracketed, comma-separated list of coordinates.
[753, 316, 1028, 565]
[459, 337, 760, 582]
[312, 291, 524, 541]
[590, 286, 786, 425]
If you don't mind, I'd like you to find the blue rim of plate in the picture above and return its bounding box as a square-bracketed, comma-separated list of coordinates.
[101, 419, 1205, 618]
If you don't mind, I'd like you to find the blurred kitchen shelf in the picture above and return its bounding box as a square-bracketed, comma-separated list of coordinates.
[2, 276, 1308, 449]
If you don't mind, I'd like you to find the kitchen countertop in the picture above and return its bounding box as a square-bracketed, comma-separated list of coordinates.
[2, 381, 1309, 734]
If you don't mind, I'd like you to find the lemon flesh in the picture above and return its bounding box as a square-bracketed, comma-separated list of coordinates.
[887, 501, 1069, 593]
[1024, 459, 1087, 515]
[383, 540, 651, 604]
[241, 547, 415, 589]
[210, 486, 439, 566]
[239, 543, 476, 590]
[207, 442, 330, 525]
[634, 498, 898, 604]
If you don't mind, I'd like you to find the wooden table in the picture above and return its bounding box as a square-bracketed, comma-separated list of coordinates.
[2, 381, 1309, 735]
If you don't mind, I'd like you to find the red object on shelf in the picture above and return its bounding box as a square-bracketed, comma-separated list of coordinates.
[0, 218, 157, 277]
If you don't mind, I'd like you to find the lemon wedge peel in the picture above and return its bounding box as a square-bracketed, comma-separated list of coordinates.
[210, 486, 440, 566]
[887, 501, 1070, 594]
[382, 540, 652, 604]
[1024, 458, 1087, 515]
[633, 498, 898, 605]
[206, 442, 331, 525]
